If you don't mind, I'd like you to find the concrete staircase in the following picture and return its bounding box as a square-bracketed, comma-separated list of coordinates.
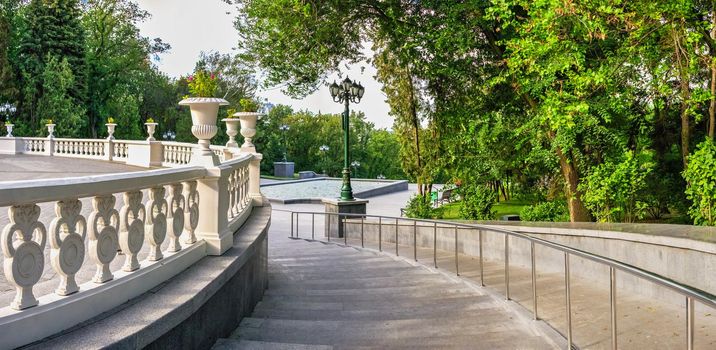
[213, 237, 556, 349]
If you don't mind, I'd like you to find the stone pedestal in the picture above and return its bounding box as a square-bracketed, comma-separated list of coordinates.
[323, 198, 369, 238]
[274, 161, 294, 178]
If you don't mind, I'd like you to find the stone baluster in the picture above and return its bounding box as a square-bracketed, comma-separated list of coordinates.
[166, 183, 185, 252]
[1, 204, 47, 310]
[88, 195, 119, 283]
[249, 155, 263, 206]
[119, 191, 145, 271]
[227, 171, 236, 218]
[145, 186, 167, 261]
[49, 199, 87, 295]
[182, 180, 199, 244]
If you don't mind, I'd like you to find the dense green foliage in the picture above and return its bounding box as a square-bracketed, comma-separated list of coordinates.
[404, 194, 439, 219]
[683, 140, 716, 225]
[253, 105, 405, 178]
[520, 201, 570, 222]
[229, 0, 716, 224]
[459, 184, 495, 221]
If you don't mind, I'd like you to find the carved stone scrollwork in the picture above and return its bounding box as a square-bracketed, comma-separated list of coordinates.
[145, 187, 168, 261]
[166, 183, 185, 253]
[49, 199, 87, 295]
[182, 181, 199, 244]
[88, 195, 120, 283]
[1, 204, 47, 310]
[119, 191, 145, 271]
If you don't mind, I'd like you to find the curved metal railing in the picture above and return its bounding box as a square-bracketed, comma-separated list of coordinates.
[276, 208, 716, 350]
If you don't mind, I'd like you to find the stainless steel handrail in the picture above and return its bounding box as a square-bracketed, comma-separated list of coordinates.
[276, 208, 716, 350]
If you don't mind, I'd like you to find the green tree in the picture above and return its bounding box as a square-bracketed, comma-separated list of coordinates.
[683, 140, 716, 225]
[84, 0, 169, 137]
[36, 55, 86, 137]
[17, 0, 86, 126]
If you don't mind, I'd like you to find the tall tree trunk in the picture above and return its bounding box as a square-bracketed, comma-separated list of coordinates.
[407, 67, 423, 195]
[710, 7, 716, 140]
[555, 146, 591, 222]
[674, 28, 692, 168]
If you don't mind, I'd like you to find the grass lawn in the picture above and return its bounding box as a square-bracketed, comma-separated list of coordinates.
[439, 199, 532, 220]
[260, 173, 299, 180]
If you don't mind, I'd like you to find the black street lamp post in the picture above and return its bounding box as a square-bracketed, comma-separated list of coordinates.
[279, 124, 290, 162]
[329, 77, 365, 201]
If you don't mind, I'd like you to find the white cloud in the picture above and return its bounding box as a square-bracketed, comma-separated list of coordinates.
[136, 0, 393, 129]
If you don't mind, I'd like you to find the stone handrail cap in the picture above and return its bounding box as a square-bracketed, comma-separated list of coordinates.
[232, 112, 264, 118]
[178, 97, 229, 106]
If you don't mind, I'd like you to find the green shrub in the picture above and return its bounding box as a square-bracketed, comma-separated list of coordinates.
[580, 150, 654, 222]
[459, 184, 495, 220]
[683, 140, 716, 225]
[520, 201, 569, 222]
[404, 194, 438, 219]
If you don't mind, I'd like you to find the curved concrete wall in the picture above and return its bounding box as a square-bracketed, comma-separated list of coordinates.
[346, 219, 716, 304]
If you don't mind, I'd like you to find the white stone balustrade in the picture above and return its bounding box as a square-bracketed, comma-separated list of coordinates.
[0, 133, 264, 349]
[0, 135, 250, 167]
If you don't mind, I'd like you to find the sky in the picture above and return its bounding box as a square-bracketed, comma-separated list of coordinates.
[135, 0, 393, 129]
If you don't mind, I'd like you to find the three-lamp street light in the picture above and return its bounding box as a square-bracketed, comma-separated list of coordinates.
[351, 160, 361, 178]
[319, 144, 330, 175]
[279, 124, 290, 162]
[329, 77, 365, 201]
[0, 103, 16, 122]
[162, 130, 176, 141]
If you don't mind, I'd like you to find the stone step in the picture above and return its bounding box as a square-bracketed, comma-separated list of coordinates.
[255, 294, 492, 312]
[258, 287, 479, 303]
[329, 335, 555, 350]
[266, 275, 453, 291]
[213, 338, 332, 350]
[263, 283, 473, 297]
[250, 297, 503, 321]
[271, 257, 400, 268]
[232, 317, 540, 348]
[267, 266, 432, 280]
[269, 261, 419, 275]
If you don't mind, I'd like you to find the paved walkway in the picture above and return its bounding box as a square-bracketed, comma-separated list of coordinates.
[213, 210, 558, 349]
[0, 154, 144, 181]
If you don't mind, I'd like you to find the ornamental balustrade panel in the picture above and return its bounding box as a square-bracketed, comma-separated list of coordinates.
[113, 141, 129, 160]
[54, 138, 106, 159]
[23, 138, 46, 154]
[0, 133, 263, 349]
[0, 168, 207, 311]
[162, 142, 194, 166]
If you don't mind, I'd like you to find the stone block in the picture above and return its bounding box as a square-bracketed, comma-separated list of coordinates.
[273, 162, 294, 178]
[322, 198, 369, 238]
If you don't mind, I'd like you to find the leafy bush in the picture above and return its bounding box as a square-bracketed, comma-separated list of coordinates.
[459, 184, 495, 220]
[187, 70, 218, 97]
[683, 140, 716, 225]
[520, 201, 569, 222]
[580, 150, 654, 222]
[239, 98, 261, 112]
[404, 194, 439, 219]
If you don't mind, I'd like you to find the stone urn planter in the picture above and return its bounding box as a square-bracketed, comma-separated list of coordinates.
[233, 111, 263, 152]
[145, 122, 158, 141]
[221, 118, 240, 148]
[46, 123, 55, 139]
[179, 97, 229, 158]
[106, 123, 116, 140]
[5, 123, 13, 137]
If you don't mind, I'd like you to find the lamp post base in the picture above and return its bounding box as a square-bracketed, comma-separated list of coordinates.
[323, 198, 368, 238]
[340, 168, 354, 201]
[273, 161, 294, 178]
